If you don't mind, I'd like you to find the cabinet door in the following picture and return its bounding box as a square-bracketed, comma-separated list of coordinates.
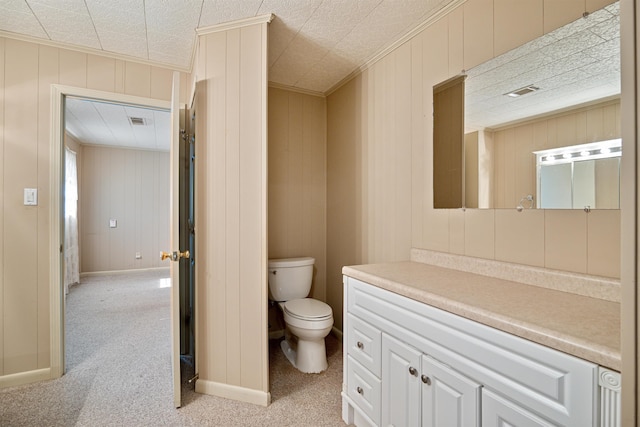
[382, 334, 421, 427]
[482, 388, 557, 427]
[421, 354, 481, 427]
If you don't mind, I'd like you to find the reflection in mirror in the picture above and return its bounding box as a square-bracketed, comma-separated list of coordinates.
[536, 139, 620, 209]
[457, 1, 620, 210]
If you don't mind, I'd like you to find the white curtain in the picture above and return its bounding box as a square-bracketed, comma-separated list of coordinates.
[64, 148, 80, 294]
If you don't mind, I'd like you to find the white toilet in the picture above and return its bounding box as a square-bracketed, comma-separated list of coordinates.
[268, 257, 333, 373]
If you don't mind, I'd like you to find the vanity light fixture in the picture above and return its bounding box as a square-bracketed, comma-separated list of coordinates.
[535, 139, 621, 164]
[504, 85, 540, 98]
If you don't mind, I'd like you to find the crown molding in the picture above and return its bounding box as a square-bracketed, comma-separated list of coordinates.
[0, 30, 190, 73]
[196, 13, 275, 36]
[268, 81, 326, 98]
[325, 0, 467, 96]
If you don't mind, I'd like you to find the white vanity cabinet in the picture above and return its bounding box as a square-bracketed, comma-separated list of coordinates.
[382, 333, 481, 427]
[342, 275, 604, 427]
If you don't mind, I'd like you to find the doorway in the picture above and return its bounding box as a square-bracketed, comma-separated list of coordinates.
[50, 84, 195, 405]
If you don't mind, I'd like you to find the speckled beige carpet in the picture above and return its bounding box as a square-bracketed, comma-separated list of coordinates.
[0, 269, 345, 426]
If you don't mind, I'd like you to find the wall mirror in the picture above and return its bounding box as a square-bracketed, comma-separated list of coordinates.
[436, 1, 620, 209]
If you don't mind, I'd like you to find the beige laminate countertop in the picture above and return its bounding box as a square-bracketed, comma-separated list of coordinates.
[343, 261, 621, 371]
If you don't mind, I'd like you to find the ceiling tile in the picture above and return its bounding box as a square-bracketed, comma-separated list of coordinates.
[199, 0, 263, 27]
[0, 0, 48, 39]
[27, 0, 101, 49]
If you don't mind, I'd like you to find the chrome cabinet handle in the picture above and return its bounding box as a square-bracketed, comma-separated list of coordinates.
[356, 386, 363, 394]
[409, 366, 418, 376]
[421, 375, 431, 385]
[357, 341, 364, 349]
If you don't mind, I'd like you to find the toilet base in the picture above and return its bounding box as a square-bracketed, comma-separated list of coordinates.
[280, 336, 328, 374]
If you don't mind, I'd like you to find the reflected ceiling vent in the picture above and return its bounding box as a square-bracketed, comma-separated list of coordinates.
[504, 85, 540, 98]
[128, 116, 149, 126]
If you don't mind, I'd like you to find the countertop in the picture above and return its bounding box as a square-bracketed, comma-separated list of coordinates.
[343, 261, 620, 370]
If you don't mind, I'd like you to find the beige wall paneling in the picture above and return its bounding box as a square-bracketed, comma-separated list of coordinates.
[423, 209, 451, 252]
[543, 0, 585, 34]
[124, 62, 151, 98]
[87, 55, 116, 92]
[465, 132, 479, 208]
[80, 147, 169, 272]
[327, 77, 360, 332]
[195, 19, 269, 401]
[202, 31, 228, 384]
[114, 60, 125, 93]
[238, 22, 266, 391]
[411, 36, 425, 249]
[463, 0, 494, 70]
[37, 45, 58, 368]
[151, 67, 173, 101]
[544, 210, 588, 274]
[448, 6, 464, 74]
[493, 0, 543, 57]
[267, 88, 327, 301]
[0, 37, 4, 375]
[587, 209, 621, 278]
[495, 209, 545, 267]
[448, 209, 465, 255]
[268, 88, 288, 257]
[225, 28, 242, 387]
[59, 50, 87, 87]
[464, 208, 495, 259]
[4, 39, 39, 375]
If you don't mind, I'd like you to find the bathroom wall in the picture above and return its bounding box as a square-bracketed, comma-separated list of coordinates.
[191, 19, 270, 405]
[0, 35, 186, 382]
[79, 145, 169, 273]
[326, 0, 618, 330]
[268, 87, 327, 301]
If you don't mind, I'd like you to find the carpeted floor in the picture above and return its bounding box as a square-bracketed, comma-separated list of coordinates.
[0, 269, 346, 426]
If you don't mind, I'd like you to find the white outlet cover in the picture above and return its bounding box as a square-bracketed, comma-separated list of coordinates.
[24, 188, 38, 206]
[109, 219, 117, 228]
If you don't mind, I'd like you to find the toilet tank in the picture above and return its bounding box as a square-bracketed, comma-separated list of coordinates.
[268, 257, 315, 301]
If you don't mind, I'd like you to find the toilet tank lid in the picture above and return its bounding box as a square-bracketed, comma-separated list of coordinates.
[268, 257, 315, 268]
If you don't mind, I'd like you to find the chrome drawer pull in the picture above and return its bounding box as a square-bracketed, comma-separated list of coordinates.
[409, 366, 418, 376]
[421, 375, 431, 385]
[357, 341, 364, 349]
[356, 386, 363, 395]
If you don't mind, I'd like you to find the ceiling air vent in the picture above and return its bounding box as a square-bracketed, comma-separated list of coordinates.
[504, 85, 540, 98]
[128, 116, 148, 126]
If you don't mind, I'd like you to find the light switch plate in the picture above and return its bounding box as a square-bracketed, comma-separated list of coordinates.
[24, 188, 38, 206]
[109, 219, 117, 228]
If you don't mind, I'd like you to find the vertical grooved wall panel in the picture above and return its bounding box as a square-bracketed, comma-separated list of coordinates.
[195, 21, 268, 395]
[37, 45, 58, 368]
[4, 39, 39, 374]
[0, 37, 4, 375]
[79, 146, 169, 273]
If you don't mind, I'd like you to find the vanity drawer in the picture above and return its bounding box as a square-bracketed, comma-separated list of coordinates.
[347, 313, 382, 377]
[347, 355, 381, 426]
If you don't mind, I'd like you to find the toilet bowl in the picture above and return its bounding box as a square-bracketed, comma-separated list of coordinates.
[268, 257, 334, 373]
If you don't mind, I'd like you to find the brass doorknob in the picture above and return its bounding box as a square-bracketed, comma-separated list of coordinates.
[160, 250, 190, 261]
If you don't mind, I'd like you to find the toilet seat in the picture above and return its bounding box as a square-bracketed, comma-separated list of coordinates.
[283, 298, 332, 321]
[282, 298, 333, 330]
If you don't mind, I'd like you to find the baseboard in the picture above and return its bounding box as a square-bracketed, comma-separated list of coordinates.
[80, 267, 169, 277]
[0, 368, 51, 389]
[331, 326, 343, 342]
[195, 379, 271, 407]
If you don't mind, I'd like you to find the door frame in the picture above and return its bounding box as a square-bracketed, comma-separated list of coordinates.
[49, 84, 170, 377]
